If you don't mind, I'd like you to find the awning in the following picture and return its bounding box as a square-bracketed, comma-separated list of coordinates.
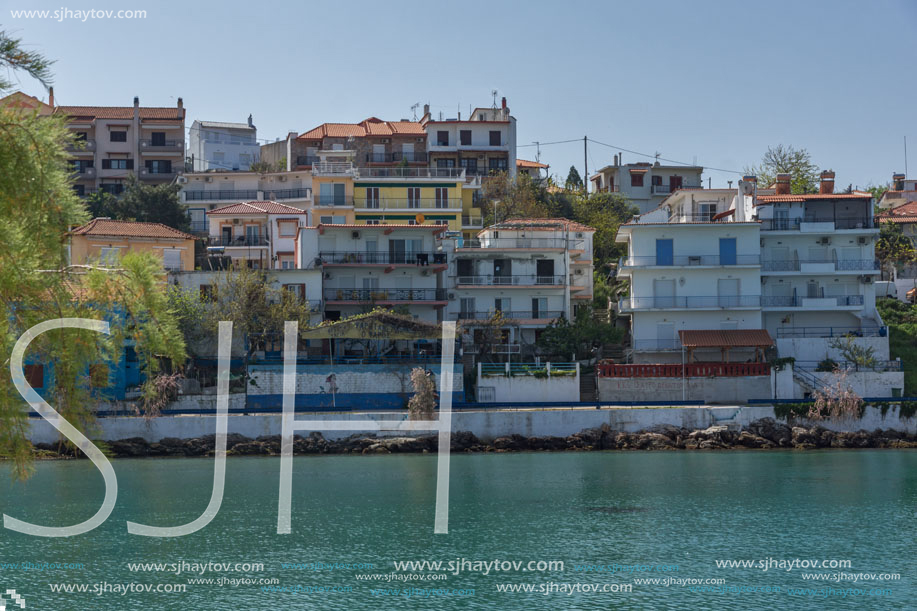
[629, 168, 648, 174]
[711, 209, 736, 221]
[299, 310, 446, 340]
[678, 329, 774, 349]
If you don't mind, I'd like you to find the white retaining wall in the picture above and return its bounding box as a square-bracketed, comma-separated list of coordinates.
[597, 375, 772, 404]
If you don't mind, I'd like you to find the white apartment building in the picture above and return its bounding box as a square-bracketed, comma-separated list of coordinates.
[444, 219, 594, 357]
[420, 98, 517, 178]
[312, 225, 449, 323]
[590, 157, 704, 214]
[179, 169, 313, 233]
[206, 201, 307, 270]
[189, 117, 260, 171]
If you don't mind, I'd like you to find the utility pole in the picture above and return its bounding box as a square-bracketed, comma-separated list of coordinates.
[906, 136, 909, 178]
[584, 136, 588, 194]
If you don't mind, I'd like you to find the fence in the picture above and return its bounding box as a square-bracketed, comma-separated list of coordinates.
[480, 362, 577, 377]
[597, 362, 770, 378]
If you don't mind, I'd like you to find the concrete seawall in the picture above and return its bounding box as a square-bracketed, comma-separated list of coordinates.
[27, 404, 917, 445]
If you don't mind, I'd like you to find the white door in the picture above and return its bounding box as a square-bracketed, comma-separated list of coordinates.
[717, 278, 740, 307]
[653, 279, 676, 308]
[656, 323, 674, 350]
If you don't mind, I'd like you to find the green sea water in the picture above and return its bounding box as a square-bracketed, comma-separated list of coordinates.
[0, 450, 914, 610]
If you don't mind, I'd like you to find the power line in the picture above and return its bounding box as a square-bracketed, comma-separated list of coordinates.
[587, 138, 743, 175]
[517, 138, 581, 148]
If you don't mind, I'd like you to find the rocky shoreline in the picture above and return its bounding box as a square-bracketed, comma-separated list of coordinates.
[30, 418, 917, 459]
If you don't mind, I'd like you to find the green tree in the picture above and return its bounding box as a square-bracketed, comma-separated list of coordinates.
[0, 33, 186, 477]
[565, 166, 584, 191]
[0, 30, 52, 90]
[876, 222, 916, 279]
[480, 172, 554, 224]
[866, 182, 890, 204]
[536, 309, 624, 360]
[250, 158, 286, 173]
[570, 191, 638, 270]
[110, 176, 190, 231]
[84, 189, 118, 219]
[744, 145, 820, 194]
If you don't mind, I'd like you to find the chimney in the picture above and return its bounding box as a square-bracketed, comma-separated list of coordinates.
[423, 103, 430, 116]
[48, 86, 54, 107]
[133, 96, 139, 120]
[501, 96, 507, 109]
[177, 97, 183, 110]
[742, 174, 757, 184]
[893, 172, 906, 191]
[819, 170, 835, 194]
[775, 173, 791, 195]
[248, 114, 253, 128]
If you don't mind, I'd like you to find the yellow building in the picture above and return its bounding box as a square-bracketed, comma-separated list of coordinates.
[69, 218, 196, 271]
[353, 167, 466, 231]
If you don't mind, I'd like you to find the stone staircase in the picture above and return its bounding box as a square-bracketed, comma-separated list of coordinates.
[580, 368, 597, 402]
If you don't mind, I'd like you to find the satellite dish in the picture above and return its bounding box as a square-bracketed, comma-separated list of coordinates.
[740, 180, 756, 196]
[415, 213, 425, 224]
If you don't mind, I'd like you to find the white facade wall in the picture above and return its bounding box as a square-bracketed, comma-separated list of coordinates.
[189, 120, 259, 171]
[180, 171, 314, 227]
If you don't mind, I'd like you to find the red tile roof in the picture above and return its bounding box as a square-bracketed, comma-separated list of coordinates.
[317, 224, 446, 231]
[678, 329, 774, 348]
[298, 117, 425, 140]
[517, 159, 548, 169]
[70, 219, 194, 239]
[487, 218, 595, 232]
[53, 106, 185, 120]
[876, 200, 917, 223]
[757, 192, 872, 204]
[207, 201, 307, 215]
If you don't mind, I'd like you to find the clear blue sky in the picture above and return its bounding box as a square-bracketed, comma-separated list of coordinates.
[5, 0, 916, 188]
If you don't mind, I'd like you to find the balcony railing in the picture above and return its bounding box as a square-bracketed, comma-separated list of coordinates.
[454, 275, 565, 286]
[208, 235, 269, 247]
[189, 221, 208, 234]
[462, 215, 484, 228]
[140, 139, 183, 152]
[364, 152, 428, 163]
[355, 198, 462, 210]
[650, 184, 702, 194]
[631, 339, 682, 351]
[622, 254, 760, 267]
[464, 344, 521, 354]
[794, 359, 902, 372]
[324, 288, 446, 302]
[71, 166, 96, 178]
[453, 310, 564, 321]
[184, 189, 259, 201]
[760, 216, 873, 231]
[319, 251, 446, 265]
[598, 362, 770, 378]
[313, 162, 354, 176]
[355, 167, 466, 179]
[458, 238, 577, 249]
[762, 259, 880, 272]
[620, 295, 761, 309]
[264, 187, 312, 201]
[761, 295, 865, 307]
[66, 139, 96, 152]
[775, 326, 886, 338]
[295, 155, 319, 167]
[140, 167, 178, 177]
[314, 195, 354, 206]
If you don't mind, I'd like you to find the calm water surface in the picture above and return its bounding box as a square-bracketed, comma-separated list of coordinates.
[0, 450, 914, 610]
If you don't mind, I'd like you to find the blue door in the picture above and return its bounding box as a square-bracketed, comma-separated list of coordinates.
[655, 239, 673, 266]
[719, 238, 737, 265]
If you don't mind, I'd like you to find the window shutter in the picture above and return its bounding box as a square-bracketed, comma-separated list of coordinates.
[102, 159, 111, 169]
[126, 159, 134, 170]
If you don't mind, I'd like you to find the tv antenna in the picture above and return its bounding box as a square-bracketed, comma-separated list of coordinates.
[410, 103, 419, 121]
[491, 89, 498, 109]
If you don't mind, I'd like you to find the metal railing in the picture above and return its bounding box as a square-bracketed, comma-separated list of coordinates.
[140, 167, 178, 176]
[319, 251, 445, 265]
[480, 362, 577, 377]
[760, 216, 873, 231]
[314, 195, 354, 206]
[313, 162, 355, 176]
[621, 295, 761, 309]
[598, 362, 770, 378]
[140, 139, 183, 151]
[324, 288, 446, 301]
[295, 156, 319, 166]
[364, 152, 428, 163]
[622, 254, 760, 267]
[458, 238, 578, 249]
[355, 167, 466, 179]
[462, 215, 484, 228]
[66, 139, 96, 152]
[761, 295, 865, 307]
[631, 339, 682, 351]
[355, 198, 462, 209]
[189, 221, 208, 234]
[454, 275, 565, 286]
[464, 344, 521, 354]
[208, 235, 269, 247]
[836, 259, 880, 271]
[454, 310, 564, 320]
[762, 259, 879, 272]
[775, 326, 886, 338]
[184, 189, 259, 201]
[71, 166, 96, 177]
[264, 187, 312, 200]
[794, 359, 902, 372]
[651, 184, 702, 194]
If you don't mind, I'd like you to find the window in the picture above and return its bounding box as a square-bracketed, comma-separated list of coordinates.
[489, 131, 501, 146]
[72, 184, 85, 196]
[630, 172, 644, 187]
[100, 183, 124, 195]
[24, 364, 43, 388]
[435, 220, 449, 226]
[435, 187, 449, 208]
[99, 247, 120, 265]
[366, 219, 380, 225]
[278, 220, 298, 237]
[102, 158, 133, 170]
[459, 298, 475, 317]
[151, 132, 166, 146]
[407, 187, 420, 208]
[532, 297, 547, 318]
[488, 158, 508, 172]
[71, 159, 93, 173]
[146, 160, 172, 174]
[699, 203, 718, 222]
[494, 298, 510, 314]
[437, 131, 449, 146]
[162, 249, 182, 271]
[319, 215, 346, 224]
[283, 284, 305, 301]
[279, 256, 295, 270]
[110, 131, 127, 142]
[366, 187, 380, 209]
[408, 220, 417, 225]
[200, 284, 214, 299]
[75, 131, 88, 141]
[436, 158, 455, 168]
[245, 225, 261, 243]
[651, 175, 662, 186]
[460, 158, 477, 174]
[460, 130, 471, 145]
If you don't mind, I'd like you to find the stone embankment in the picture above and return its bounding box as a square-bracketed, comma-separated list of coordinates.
[31, 418, 917, 459]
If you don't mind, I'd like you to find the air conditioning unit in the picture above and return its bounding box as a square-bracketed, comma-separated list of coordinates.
[381, 138, 390, 144]
[351, 230, 360, 239]
[421, 269, 430, 276]
[416, 137, 424, 142]
[324, 272, 331, 279]
[862, 275, 873, 283]
[204, 176, 213, 183]
[858, 237, 867, 245]
[176, 176, 188, 184]
[818, 237, 831, 245]
[278, 175, 287, 182]
[448, 292, 456, 300]
[232, 219, 240, 225]
[574, 269, 583, 275]
[575, 232, 583, 238]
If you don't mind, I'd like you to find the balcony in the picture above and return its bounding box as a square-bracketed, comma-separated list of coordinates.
[364, 152, 428, 164]
[631, 339, 682, 351]
[324, 288, 446, 302]
[458, 238, 577, 250]
[139, 139, 183, 153]
[775, 326, 886, 338]
[71, 166, 96, 179]
[650, 184, 702, 195]
[295, 155, 319, 167]
[189, 221, 208, 234]
[760, 215, 873, 231]
[263, 187, 312, 201]
[319, 251, 446, 265]
[454, 275, 565, 287]
[66, 139, 96, 153]
[761, 295, 865, 308]
[312, 162, 355, 176]
[139, 167, 179, 178]
[453, 310, 563, 321]
[208, 235, 269, 247]
[621, 254, 760, 267]
[462, 214, 484, 229]
[761, 259, 880, 273]
[183, 189, 259, 202]
[355, 167, 466, 179]
[619, 295, 761, 310]
[355, 198, 462, 210]
[314, 195, 354, 207]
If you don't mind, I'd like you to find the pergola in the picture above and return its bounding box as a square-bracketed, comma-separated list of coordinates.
[677, 329, 774, 363]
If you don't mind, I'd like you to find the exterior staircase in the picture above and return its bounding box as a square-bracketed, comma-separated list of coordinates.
[580, 367, 597, 402]
[793, 367, 828, 397]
